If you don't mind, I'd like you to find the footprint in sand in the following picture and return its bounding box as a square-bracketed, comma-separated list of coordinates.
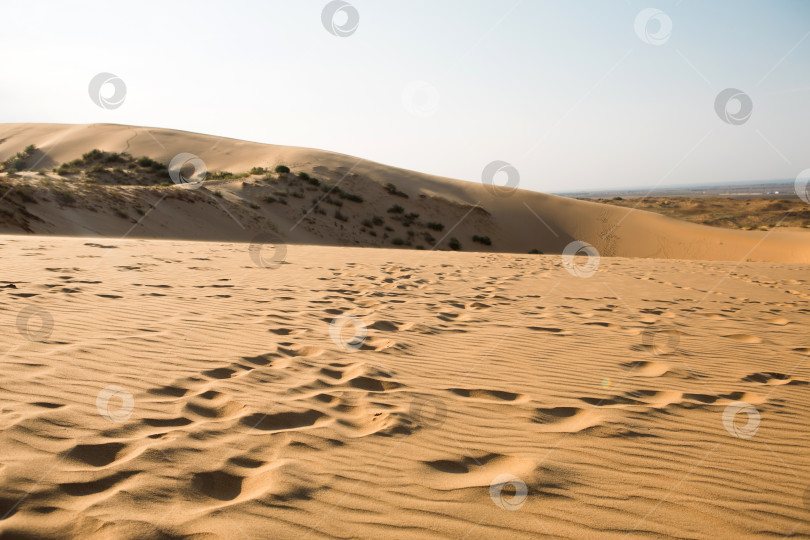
[722, 334, 763, 344]
[742, 372, 807, 386]
[532, 406, 605, 433]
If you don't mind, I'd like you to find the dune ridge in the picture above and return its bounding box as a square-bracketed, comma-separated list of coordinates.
[1, 123, 809, 263]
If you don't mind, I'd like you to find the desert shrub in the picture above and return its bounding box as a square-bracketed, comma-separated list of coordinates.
[340, 192, 363, 203]
[372, 216, 384, 225]
[112, 206, 128, 219]
[384, 182, 408, 198]
[2, 144, 38, 172]
[384, 226, 394, 232]
[334, 209, 348, 222]
[262, 195, 276, 203]
[449, 237, 461, 250]
[296, 171, 310, 180]
[405, 212, 419, 219]
[250, 167, 266, 175]
[82, 149, 104, 161]
[326, 197, 343, 207]
[427, 222, 444, 231]
[214, 190, 223, 198]
[291, 190, 304, 198]
[362, 219, 373, 227]
[53, 188, 75, 205]
[472, 235, 492, 246]
[307, 176, 321, 186]
[529, 248, 543, 254]
[103, 152, 125, 163]
[55, 162, 81, 175]
[391, 238, 405, 245]
[387, 204, 404, 214]
[136, 156, 163, 171]
[423, 232, 435, 244]
[14, 187, 36, 203]
[87, 163, 105, 174]
[273, 190, 288, 197]
[249, 202, 260, 209]
[274, 165, 290, 174]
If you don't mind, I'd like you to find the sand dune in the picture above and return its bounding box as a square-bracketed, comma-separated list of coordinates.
[1, 235, 809, 538]
[1, 123, 809, 262]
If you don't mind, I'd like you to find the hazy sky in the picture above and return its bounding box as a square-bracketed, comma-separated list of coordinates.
[1, 0, 808, 192]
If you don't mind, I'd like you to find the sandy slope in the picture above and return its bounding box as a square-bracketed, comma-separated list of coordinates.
[1, 235, 809, 538]
[1, 123, 810, 262]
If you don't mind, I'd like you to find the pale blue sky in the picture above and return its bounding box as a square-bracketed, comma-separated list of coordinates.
[1, 0, 808, 192]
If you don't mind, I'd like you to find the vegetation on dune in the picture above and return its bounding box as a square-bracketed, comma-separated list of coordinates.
[599, 196, 810, 230]
[472, 235, 492, 246]
[1, 145, 38, 173]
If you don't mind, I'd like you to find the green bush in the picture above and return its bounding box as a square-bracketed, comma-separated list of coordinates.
[529, 248, 543, 254]
[112, 206, 128, 219]
[388, 204, 404, 214]
[372, 216, 384, 225]
[334, 209, 348, 222]
[297, 171, 310, 180]
[449, 237, 461, 250]
[136, 156, 163, 171]
[384, 182, 408, 198]
[82, 149, 104, 161]
[2, 144, 38, 172]
[274, 165, 290, 174]
[391, 238, 405, 245]
[362, 218, 373, 227]
[340, 192, 364, 203]
[250, 167, 266, 175]
[472, 235, 492, 246]
[54, 188, 75, 205]
[427, 222, 444, 231]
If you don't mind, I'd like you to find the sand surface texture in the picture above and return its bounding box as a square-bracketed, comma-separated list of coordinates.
[1, 235, 809, 538]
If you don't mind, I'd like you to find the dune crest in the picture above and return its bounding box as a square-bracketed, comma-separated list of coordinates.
[1, 123, 809, 262]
